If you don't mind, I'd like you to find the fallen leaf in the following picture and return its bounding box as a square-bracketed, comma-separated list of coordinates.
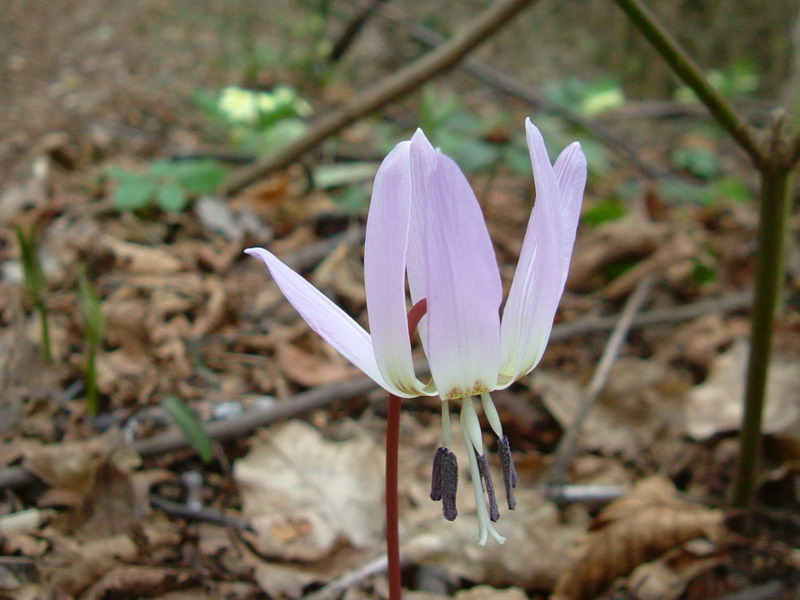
[275, 342, 360, 388]
[534, 358, 689, 460]
[686, 339, 800, 441]
[406, 490, 584, 591]
[234, 420, 384, 561]
[22, 429, 149, 538]
[253, 562, 324, 599]
[551, 477, 724, 600]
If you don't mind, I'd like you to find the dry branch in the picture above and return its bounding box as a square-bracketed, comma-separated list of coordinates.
[220, 0, 538, 196]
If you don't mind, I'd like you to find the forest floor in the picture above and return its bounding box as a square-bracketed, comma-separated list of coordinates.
[1, 2, 799, 599]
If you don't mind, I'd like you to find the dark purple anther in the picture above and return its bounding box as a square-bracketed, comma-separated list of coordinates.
[440, 450, 458, 521]
[498, 436, 517, 510]
[476, 453, 500, 522]
[430, 447, 447, 501]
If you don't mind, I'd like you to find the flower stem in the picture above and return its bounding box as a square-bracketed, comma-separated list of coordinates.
[731, 159, 794, 508]
[386, 393, 402, 600]
[385, 298, 428, 600]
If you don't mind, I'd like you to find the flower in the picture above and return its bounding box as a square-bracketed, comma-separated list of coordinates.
[246, 118, 586, 544]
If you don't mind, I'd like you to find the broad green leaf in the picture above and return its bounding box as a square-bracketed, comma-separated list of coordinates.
[161, 395, 214, 463]
[156, 183, 189, 213]
[147, 160, 178, 178]
[113, 176, 156, 210]
[583, 197, 627, 226]
[173, 160, 228, 194]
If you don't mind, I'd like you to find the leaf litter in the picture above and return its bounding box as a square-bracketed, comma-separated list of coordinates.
[1, 5, 800, 599]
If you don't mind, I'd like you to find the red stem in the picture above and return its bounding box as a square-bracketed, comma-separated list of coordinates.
[386, 393, 402, 600]
[385, 298, 428, 600]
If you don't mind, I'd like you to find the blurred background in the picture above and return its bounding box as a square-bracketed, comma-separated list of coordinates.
[2, 1, 800, 599]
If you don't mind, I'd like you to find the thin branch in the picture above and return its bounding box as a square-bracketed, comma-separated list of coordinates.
[549, 289, 751, 342]
[546, 275, 655, 490]
[611, 0, 764, 166]
[220, 0, 538, 196]
[353, 0, 669, 180]
[328, 0, 391, 63]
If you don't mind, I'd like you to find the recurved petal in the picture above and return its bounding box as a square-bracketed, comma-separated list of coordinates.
[553, 142, 587, 287]
[498, 119, 586, 385]
[364, 139, 431, 396]
[424, 153, 502, 399]
[245, 247, 413, 397]
[405, 130, 438, 354]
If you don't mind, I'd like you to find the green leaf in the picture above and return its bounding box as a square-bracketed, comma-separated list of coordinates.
[156, 183, 189, 213]
[583, 197, 627, 226]
[114, 176, 156, 210]
[672, 147, 719, 179]
[147, 160, 178, 178]
[161, 396, 214, 463]
[173, 160, 228, 194]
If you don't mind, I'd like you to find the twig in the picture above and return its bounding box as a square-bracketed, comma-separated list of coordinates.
[0, 375, 379, 490]
[545, 484, 627, 504]
[148, 494, 253, 530]
[328, 0, 391, 63]
[353, 0, 668, 180]
[0, 288, 753, 492]
[611, 0, 764, 166]
[548, 289, 751, 342]
[304, 554, 394, 600]
[220, 0, 538, 196]
[546, 275, 656, 490]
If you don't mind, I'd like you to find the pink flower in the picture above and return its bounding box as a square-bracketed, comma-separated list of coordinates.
[247, 118, 586, 544]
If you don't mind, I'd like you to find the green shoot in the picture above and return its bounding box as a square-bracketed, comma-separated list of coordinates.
[15, 225, 51, 362]
[161, 396, 215, 464]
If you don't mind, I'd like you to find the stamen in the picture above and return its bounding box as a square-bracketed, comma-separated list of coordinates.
[498, 436, 517, 510]
[430, 447, 458, 520]
[461, 399, 505, 545]
[440, 450, 458, 521]
[476, 453, 500, 522]
[461, 397, 484, 454]
[480, 393, 504, 439]
[441, 399, 453, 449]
[430, 447, 446, 501]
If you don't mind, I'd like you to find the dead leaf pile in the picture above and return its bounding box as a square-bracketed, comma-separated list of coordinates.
[551, 477, 725, 600]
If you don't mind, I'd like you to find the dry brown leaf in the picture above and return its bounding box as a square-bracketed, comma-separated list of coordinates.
[551, 477, 724, 600]
[234, 420, 384, 562]
[252, 562, 325, 599]
[83, 566, 196, 599]
[275, 342, 360, 388]
[568, 217, 669, 291]
[686, 339, 800, 441]
[535, 359, 690, 460]
[406, 490, 584, 591]
[100, 234, 183, 274]
[22, 429, 150, 538]
[40, 533, 137, 597]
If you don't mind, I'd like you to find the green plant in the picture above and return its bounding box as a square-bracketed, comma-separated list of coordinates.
[15, 225, 51, 362]
[78, 267, 104, 416]
[108, 159, 229, 213]
[161, 396, 215, 463]
[194, 85, 312, 156]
